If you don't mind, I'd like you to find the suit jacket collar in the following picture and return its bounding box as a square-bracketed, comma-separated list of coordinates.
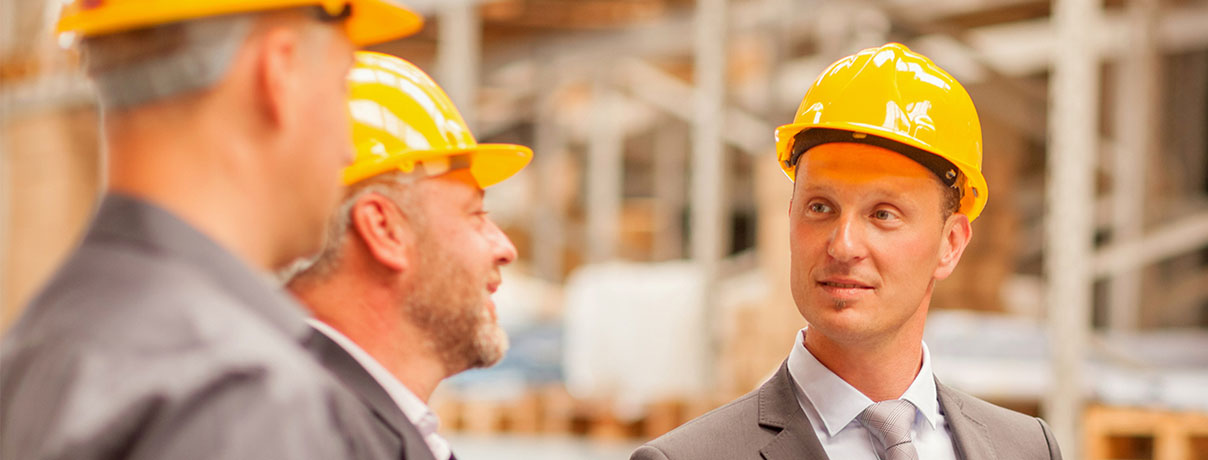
[754, 363, 998, 460]
[306, 330, 437, 460]
[757, 362, 830, 460]
[936, 380, 996, 460]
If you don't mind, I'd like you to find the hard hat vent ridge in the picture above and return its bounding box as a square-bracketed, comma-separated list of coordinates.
[343, 52, 533, 188]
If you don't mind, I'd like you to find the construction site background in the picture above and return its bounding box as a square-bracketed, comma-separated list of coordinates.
[3, 1, 1207, 459]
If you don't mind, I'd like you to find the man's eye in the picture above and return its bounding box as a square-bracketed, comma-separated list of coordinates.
[808, 202, 831, 214]
[872, 209, 896, 221]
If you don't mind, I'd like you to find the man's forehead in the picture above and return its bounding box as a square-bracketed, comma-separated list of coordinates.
[424, 169, 484, 199]
[795, 142, 936, 184]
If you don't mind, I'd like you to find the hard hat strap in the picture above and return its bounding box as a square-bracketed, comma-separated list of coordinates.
[789, 127, 963, 194]
[308, 3, 353, 22]
[366, 153, 474, 186]
[415, 153, 473, 178]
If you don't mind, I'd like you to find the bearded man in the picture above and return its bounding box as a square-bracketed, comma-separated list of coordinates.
[284, 51, 532, 460]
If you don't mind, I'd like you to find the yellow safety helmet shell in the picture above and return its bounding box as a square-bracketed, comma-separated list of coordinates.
[775, 43, 988, 222]
[345, 51, 533, 188]
[56, 0, 422, 46]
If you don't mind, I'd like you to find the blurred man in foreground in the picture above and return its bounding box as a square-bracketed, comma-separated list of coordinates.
[0, 2, 422, 458]
[632, 43, 1062, 460]
[283, 51, 533, 460]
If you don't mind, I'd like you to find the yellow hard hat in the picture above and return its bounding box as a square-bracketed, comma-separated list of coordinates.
[775, 42, 988, 222]
[56, 0, 422, 46]
[344, 51, 533, 188]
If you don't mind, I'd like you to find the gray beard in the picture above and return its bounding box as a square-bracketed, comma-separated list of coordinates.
[402, 233, 508, 375]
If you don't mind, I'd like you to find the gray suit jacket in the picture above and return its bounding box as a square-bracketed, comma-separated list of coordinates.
[0, 194, 391, 460]
[307, 329, 438, 460]
[632, 362, 1062, 460]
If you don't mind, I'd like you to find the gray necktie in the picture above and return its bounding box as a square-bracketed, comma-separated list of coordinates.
[857, 400, 920, 460]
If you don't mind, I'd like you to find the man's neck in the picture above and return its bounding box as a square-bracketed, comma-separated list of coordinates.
[298, 275, 448, 403]
[104, 112, 280, 271]
[803, 324, 925, 402]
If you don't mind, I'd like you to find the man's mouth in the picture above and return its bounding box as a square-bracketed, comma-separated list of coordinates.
[818, 281, 869, 289]
[816, 278, 874, 300]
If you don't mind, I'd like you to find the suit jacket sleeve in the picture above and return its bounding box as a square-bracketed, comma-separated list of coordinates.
[119, 370, 365, 460]
[631, 444, 672, 460]
[1038, 417, 1063, 460]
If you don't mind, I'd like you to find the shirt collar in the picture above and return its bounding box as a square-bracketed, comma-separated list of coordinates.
[903, 340, 941, 429]
[787, 328, 941, 437]
[306, 318, 439, 432]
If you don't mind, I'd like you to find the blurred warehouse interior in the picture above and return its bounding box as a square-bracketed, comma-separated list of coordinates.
[3, 0, 1208, 458]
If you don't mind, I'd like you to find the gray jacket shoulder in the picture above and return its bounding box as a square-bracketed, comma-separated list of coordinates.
[632, 391, 770, 460]
[940, 384, 1063, 460]
[1, 242, 371, 460]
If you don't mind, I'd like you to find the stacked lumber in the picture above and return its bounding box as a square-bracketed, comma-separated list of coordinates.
[1084, 405, 1208, 460]
[431, 385, 734, 441]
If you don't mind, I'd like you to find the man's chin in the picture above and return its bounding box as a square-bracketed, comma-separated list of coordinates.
[476, 326, 510, 368]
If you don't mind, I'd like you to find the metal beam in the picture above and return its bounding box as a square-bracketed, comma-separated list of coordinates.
[1106, 0, 1160, 332]
[585, 76, 624, 263]
[531, 70, 568, 281]
[477, 2, 1208, 110]
[692, 0, 728, 389]
[652, 121, 687, 261]
[962, 2, 1208, 77]
[622, 59, 772, 155]
[436, 0, 481, 129]
[468, 2, 1208, 149]
[1045, 0, 1102, 456]
[1094, 211, 1208, 280]
[691, 0, 728, 268]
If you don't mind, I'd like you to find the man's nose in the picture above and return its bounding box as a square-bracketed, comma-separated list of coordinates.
[826, 213, 869, 263]
[488, 219, 518, 266]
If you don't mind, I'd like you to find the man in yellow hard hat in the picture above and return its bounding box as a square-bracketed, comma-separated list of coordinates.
[632, 43, 1062, 460]
[281, 51, 532, 460]
[0, 2, 423, 459]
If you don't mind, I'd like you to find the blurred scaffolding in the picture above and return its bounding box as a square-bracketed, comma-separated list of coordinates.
[4, 0, 1208, 459]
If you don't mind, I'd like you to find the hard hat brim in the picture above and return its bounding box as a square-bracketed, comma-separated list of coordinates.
[344, 0, 423, 46]
[465, 144, 534, 188]
[343, 144, 533, 188]
[775, 122, 988, 222]
[56, 0, 422, 46]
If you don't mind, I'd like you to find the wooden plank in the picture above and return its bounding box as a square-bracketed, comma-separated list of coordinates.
[1084, 405, 1208, 460]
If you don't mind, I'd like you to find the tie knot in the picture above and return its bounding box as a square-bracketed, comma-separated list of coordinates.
[857, 399, 917, 449]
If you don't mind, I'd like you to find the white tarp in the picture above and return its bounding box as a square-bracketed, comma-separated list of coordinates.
[562, 262, 709, 420]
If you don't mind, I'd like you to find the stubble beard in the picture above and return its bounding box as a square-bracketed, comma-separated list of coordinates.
[403, 233, 509, 376]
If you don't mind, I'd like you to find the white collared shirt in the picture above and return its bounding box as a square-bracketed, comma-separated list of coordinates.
[786, 328, 958, 460]
[308, 319, 452, 460]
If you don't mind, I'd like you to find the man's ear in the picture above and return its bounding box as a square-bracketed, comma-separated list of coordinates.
[933, 213, 972, 281]
[252, 22, 303, 128]
[351, 193, 413, 272]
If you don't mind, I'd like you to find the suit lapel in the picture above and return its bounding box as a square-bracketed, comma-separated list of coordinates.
[937, 380, 997, 460]
[307, 330, 437, 460]
[757, 362, 830, 460]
